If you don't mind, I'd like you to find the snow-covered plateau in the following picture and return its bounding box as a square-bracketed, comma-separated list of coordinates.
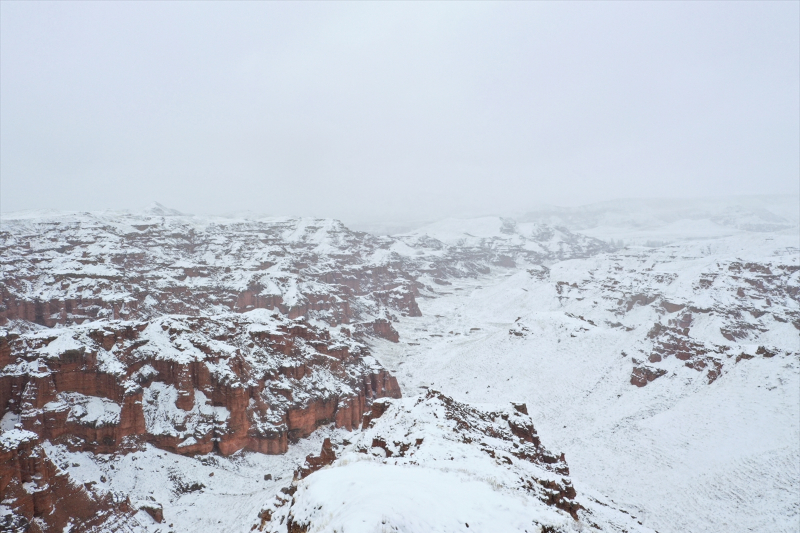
[1, 197, 798, 533]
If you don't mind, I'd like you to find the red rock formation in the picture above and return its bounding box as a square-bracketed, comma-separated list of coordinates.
[371, 319, 400, 343]
[361, 397, 392, 428]
[140, 503, 164, 523]
[296, 438, 337, 480]
[0, 430, 132, 532]
[1, 314, 402, 458]
[630, 365, 668, 387]
[640, 318, 740, 386]
[336, 394, 366, 431]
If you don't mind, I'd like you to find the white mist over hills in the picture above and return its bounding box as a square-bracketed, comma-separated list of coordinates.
[5, 194, 796, 242]
[161, 194, 799, 239]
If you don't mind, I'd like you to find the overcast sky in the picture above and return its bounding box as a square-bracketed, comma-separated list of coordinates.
[1, 1, 798, 222]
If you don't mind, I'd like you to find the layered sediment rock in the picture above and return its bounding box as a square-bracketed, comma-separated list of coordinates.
[0, 429, 131, 532]
[1, 312, 401, 458]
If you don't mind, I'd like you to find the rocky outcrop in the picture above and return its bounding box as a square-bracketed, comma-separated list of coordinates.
[253, 392, 652, 533]
[360, 397, 393, 428]
[370, 318, 400, 343]
[1, 313, 401, 458]
[295, 437, 337, 480]
[630, 365, 668, 387]
[0, 429, 132, 532]
[548, 250, 799, 388]
[138, 502, 164, 523]
[632, 292, 796, 387]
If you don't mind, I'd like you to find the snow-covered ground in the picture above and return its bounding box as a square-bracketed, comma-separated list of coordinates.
[370, 225, 799, 533]
[275, 393, 653, 533]
[2, 197, 797, 532]
[42, 428, 350, 533]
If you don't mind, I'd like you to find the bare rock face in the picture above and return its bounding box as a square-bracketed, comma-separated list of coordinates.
[630, 365, 668, 387]
[369, 318, 400, 343]
[1, 312, 401, 458]
[0, 429, 132, 532]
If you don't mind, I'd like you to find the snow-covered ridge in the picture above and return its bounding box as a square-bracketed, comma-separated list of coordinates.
[397, 216, 611, 264]
[262, 392, 654, 533]
[372, 225, 799, 533]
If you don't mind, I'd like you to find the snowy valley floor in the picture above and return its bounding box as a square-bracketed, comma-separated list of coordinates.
[372, 234, 799, 533]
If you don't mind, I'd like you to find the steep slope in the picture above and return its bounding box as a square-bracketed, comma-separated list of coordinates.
[2, 310, 400, 458]
[260, 392, 653, 533]
[1, 428, 134, 533]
